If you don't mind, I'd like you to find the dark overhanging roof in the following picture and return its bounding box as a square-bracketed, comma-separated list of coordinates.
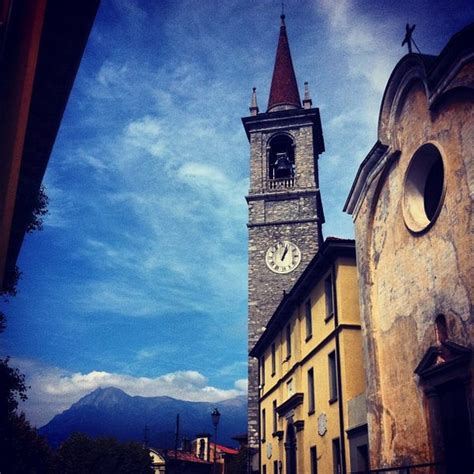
[250, 237, 355, 358]
[4, 0, 100, 277]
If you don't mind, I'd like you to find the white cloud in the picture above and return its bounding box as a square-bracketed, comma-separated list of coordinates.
[319, 0, 396, 94]
[97, 61, 129, 88]
[81, 153, 109, 171]
[124, 116, 168, 159]
[12, 358, 247, 428]
[234, 379, 248, 392]
[42, 173, 74, 229]
[74, 280, 170, 317]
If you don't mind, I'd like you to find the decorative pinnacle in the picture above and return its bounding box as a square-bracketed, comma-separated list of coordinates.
[303, 81, 312, 109]
[249, 87, 259, 116]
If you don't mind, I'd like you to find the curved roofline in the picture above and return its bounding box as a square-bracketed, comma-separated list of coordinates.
[377, 54, 433, 144]
[377, 22, 474, 146]
[345, 22, 474, 217]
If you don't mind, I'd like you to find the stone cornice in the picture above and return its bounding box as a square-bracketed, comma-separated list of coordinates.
[276, 393, 304, 417]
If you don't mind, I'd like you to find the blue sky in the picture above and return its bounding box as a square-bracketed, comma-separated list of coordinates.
[2, 0, 473, 427]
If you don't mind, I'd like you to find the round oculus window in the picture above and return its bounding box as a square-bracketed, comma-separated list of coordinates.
[402, 143, 445, 233]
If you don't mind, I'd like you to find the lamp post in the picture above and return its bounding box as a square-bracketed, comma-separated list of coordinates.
[211, 408, 221, 474]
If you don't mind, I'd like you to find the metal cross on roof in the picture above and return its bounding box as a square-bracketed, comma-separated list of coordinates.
[402, 23, 416, 53]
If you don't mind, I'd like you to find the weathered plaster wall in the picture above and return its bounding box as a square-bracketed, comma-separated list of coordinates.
[354, 74, 473, 468]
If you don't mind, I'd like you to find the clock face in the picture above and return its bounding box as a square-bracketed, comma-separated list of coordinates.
[265, 240, 301, 274]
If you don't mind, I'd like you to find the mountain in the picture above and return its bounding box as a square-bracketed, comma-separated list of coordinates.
[39, 387, 247, 449]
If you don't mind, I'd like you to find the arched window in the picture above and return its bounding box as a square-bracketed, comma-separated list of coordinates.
[268, 135, 295, 188]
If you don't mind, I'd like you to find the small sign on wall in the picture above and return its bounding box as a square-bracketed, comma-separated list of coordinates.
[318, 412, 328, 436]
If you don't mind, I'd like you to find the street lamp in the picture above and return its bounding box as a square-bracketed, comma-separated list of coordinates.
[211, 408, 221, 474]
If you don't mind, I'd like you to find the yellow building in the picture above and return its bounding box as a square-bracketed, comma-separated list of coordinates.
[250, 238, 368, 474]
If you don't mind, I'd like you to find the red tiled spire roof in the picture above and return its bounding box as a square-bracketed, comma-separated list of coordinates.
[267, 14, 301, 112]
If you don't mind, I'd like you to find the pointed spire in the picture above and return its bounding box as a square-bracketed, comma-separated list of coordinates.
[267, 13, 301, 112]
[303, 81, 312, 109]
[249, 87, 259, 116]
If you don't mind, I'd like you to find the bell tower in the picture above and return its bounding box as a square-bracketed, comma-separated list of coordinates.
[243, 14, 325, 458]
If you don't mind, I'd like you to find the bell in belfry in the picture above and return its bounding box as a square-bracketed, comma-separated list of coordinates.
[274, 152, 293, 178]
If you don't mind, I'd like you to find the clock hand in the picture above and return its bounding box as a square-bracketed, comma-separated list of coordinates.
[281, 244, 289, 261]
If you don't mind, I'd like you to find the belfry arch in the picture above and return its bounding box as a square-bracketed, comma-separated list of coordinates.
[267, 133, 295, 182]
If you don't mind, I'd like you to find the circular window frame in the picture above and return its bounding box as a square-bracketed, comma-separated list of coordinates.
[402, 142, 446, 234]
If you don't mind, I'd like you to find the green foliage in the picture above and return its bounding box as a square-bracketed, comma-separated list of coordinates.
[26, 185, 49, 233]
[57, 433, 153, 474]
[0, 411, 56, 473]
[0, 356, 28, 418]
[0, 186, 53, 472]
[0, 358, 55, 473]
[0, 185, 48, 297]
[1, 265, 21, 297]
[0, 311, 6, 333]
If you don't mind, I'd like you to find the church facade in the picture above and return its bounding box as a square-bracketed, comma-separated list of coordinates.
[242, 14, 325, 467]
[344, 23, 473, 473]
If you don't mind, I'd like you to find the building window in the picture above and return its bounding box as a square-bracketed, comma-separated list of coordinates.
[305, 299, 312, 340]
[272, 400, 278, 434]
[325, 275, 334, 320]
[286, 324, 292, 359]
[328, 351, 338, 402]
[263, 464, 267, 474]
[261, 409, 266, 442]
[273, 460, 279, 474]
[310, 446, 318, 474]
[199, 438, 205, 459]
[333, 438, 342, 474]
[260, 355, 265, 386]
[271, 343, 276, 376]
[307, 368, 315, 414]
[403, 143, 445, 233]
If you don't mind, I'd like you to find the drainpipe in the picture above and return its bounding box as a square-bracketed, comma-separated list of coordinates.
[332, 262, 347, 473]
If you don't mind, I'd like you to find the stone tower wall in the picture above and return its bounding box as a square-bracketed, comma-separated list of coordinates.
[245, 110, 324, 451]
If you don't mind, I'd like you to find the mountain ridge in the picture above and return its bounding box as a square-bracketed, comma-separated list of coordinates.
[39, 387, 247, 449]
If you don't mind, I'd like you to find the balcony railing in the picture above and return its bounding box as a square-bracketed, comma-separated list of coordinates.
[268, 177, 295, 190]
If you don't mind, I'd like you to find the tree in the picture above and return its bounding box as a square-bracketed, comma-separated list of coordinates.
[0, 185, 54, 472]
[1, 185, 48, 297]
[0, 358, 56, 473]
[57, 433, 153, 474]
[26, 184, 49, 233]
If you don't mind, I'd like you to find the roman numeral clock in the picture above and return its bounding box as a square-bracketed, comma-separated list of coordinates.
[265, 240, 301, 274]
